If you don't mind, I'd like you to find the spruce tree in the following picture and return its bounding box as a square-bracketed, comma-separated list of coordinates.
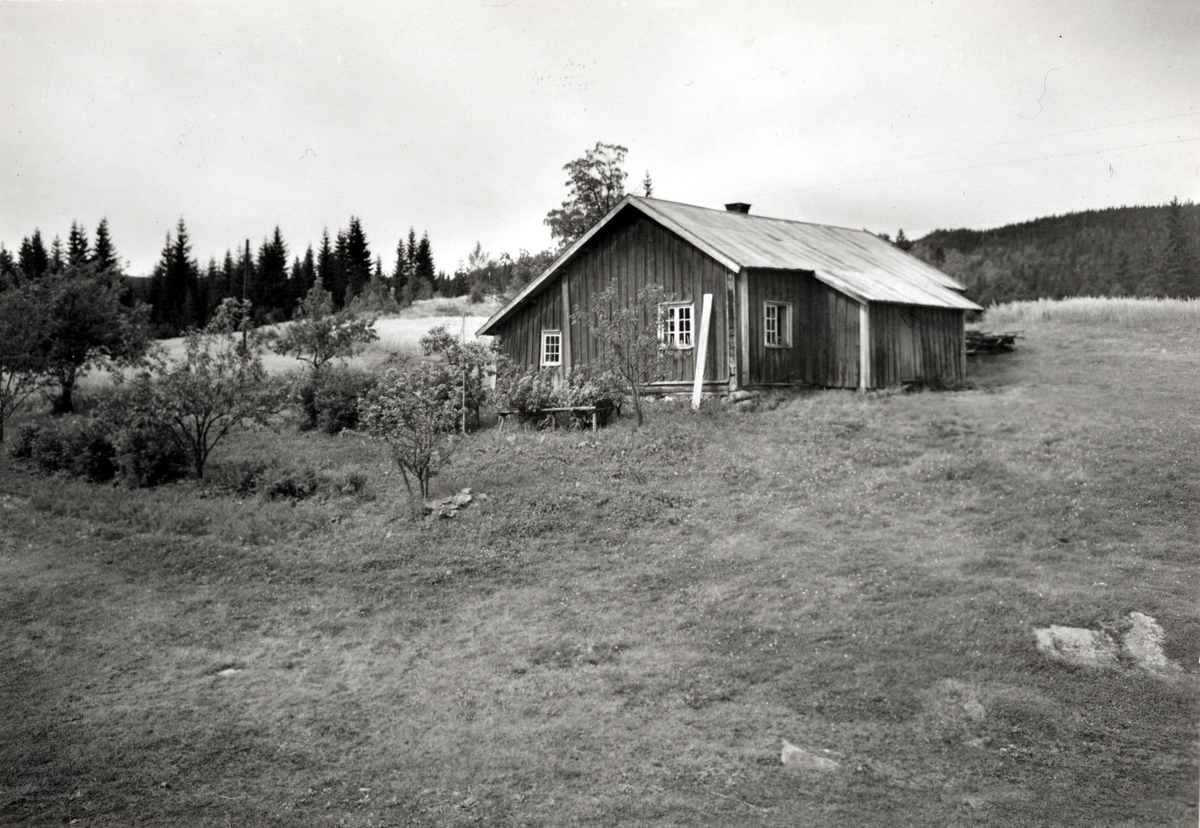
[255, 226, 289, 319]
[67, 222, 90, 266]
[393, 233, 411, 300]
[330, 229, 350, 309]
[91, 218, 118, 272]
[342, 217, 371, 302]
[300, 244, 316, 297]
[0, 245, 16, 290]
[1163, 197, 1197, 297]
[18, 230, 49, 281]
[316, 228, 336, 302]
[154, 219, 202, 333]
[49, 236, 65, 273]
[414, 232, 435, 299]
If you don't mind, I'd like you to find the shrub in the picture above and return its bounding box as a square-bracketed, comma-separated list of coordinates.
[494, 367, 558, 423]
[362, 361, 462, 500]
[562, 367, 626, 409]
[419, 325, 494, 430]
[109, 419, 190, 488]
[8, 417, 116, 482]
[9, 422, 40, 460]
[261, 465, 325, 502]
[313, 368, 376, 434]
[493, 366, 626, 428]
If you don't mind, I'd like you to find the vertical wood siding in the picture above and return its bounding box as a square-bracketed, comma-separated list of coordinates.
[745, 268, 860, 388]
[869, 303, 965, 386]
[496, 209, 733, 385]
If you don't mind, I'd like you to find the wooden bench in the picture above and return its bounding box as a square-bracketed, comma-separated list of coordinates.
[496, 404, 619, 433]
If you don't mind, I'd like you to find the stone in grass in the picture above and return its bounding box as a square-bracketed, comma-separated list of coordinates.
[780, 739, 840, 772]
[1122, 612, 1182, 678]
[1033, 625, 1120, 668]
[423, 489, 478, 519]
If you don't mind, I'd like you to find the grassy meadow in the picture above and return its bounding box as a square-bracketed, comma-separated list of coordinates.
[2, 299, 1197, 826]
[86, 295, 500, 384]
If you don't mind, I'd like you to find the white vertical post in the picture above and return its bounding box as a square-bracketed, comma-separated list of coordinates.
[858, 301, 871, 391]
[692, 293, 713, 409]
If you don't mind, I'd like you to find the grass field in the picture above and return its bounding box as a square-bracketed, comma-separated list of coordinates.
[130, 295, 499, 380]
[2, 300, 1197, 826]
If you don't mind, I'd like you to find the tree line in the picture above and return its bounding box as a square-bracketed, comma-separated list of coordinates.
[0, 217, 460, 338]
[905, 197, 1200, 307]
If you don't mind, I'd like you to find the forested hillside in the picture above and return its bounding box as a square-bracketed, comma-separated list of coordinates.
[910, 198, 1200, 307]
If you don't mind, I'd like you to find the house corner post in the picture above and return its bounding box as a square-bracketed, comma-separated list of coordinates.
[560, 277, 572, 372]
[858, 301, 872, 392]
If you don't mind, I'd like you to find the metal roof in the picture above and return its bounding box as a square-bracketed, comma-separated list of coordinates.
[478, 195, 980, 336]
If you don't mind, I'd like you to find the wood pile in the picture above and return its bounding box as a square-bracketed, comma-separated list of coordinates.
[966, 329, 1023, 355]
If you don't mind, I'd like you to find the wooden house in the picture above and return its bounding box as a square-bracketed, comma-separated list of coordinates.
[476, 196, 982, 391]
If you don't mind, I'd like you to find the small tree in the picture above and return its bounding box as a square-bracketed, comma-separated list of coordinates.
[362, 362, 461, 501]
[419, 324, 495, 432]
[31, 263, 150, 413]
[0, 284, 51, 442]
[272, 284, 378, 375]
[573, 282, 674, 428]
[140, 299, 280, 478]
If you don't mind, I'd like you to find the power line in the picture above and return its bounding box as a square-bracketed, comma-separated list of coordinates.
[782, 134, 1200, 191]
[702, 110, 1200, 198]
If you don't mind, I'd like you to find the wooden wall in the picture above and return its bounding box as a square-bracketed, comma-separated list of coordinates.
[745, 268, 860, 388]
[493, 277, 564, 371]
[869, 303, 965, 386]
[495, 209, 733, 385]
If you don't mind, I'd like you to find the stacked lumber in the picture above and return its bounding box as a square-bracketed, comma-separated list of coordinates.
[966, 329, 1023, 355]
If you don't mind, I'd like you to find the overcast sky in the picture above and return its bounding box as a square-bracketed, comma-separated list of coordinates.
[2, 0, 1197, 276]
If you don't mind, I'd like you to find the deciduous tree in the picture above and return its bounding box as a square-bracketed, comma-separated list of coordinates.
[572, 282, 674, 428]
[272, 284, 378, 376]
[0, 284, 51, 441]
[134, 298, 279, 478]
[363, 361, 462, 501]
[30, 263, 150, 414]
[544, 142, 628, 248]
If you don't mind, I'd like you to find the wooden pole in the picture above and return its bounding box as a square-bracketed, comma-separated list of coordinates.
[692, 293, 713, 409]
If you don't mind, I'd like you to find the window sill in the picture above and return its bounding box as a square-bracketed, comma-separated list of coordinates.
[764, 343, 793, 350]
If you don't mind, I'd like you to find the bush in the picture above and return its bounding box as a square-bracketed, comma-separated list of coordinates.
[562, 367, 626, 410]
[493, 366, 626, 428]
[494, 368, 558, 423]
[109, 419, 190, 488]
[315, 368, 376, 434]
[8, 417, 116, 482]
[261, 465, 325, 502]
[362, 361, 462, 500]
[295, 367, 377, 434]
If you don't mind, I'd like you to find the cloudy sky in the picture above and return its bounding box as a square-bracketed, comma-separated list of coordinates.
[2, 0, 1197, 275]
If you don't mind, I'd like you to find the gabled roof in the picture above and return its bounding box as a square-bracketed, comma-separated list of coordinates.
[478, 195, 980, 335]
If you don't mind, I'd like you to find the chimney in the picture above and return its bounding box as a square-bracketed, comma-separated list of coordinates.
[724, 202, 751, 214]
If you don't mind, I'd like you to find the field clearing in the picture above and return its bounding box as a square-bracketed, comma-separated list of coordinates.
[980, 295, 1200, 331]
[139, 296, 497, 379]
[2, 300, 1197, 826]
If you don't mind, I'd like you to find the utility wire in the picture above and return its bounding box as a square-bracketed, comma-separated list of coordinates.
[800, 134, 1200, 190]
[699, 110, 1200, 197]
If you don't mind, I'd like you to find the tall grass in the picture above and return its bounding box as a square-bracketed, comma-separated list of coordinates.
[981, 296, 1200, 330]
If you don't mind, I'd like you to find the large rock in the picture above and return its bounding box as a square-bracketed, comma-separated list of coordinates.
[1123, 612, 1182, 678]
[1033, 626, 1120, 668]
[781, 739, 840, 772]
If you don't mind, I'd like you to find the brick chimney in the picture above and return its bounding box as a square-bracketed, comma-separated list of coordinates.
[724, 202, 751, 214]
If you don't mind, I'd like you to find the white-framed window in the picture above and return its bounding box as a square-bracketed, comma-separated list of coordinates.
[541, 329, 562, 366]
[659, 302, 694, 349]
[764, 301, 792, 348]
